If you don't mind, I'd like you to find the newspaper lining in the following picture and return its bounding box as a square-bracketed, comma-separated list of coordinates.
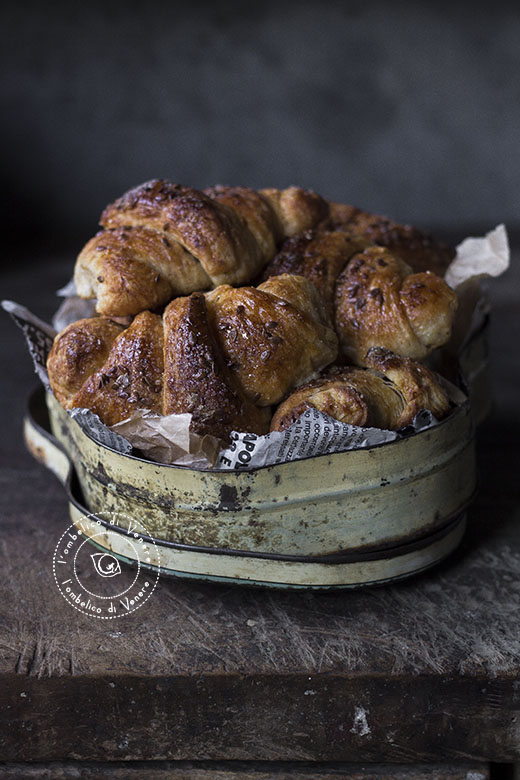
[69, 408, 133, 455]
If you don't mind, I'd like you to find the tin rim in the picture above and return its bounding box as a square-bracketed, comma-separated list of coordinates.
[79, 519, 467, 590]
[38, 379, 473, 474]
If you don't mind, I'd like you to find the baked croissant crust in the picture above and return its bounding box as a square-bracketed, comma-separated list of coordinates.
[206, 275, 338, 405]
[334, 246, 458, 365]
[74, 180, 328, 317]
[324, 203, 455, 276]
[263, 230, 458, 365]
[260, 228, 365, 316]
[271, 347, 451, 432]
[47, 274, 337, 439]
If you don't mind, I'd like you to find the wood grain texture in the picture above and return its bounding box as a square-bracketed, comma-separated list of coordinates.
[0, 760, 491, 779]
[0, 239, 519, 763]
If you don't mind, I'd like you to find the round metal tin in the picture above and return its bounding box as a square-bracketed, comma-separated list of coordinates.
[25, 383, 476, 589]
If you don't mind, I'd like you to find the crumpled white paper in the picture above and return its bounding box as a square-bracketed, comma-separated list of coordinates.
[445, 224, 509, 289]
[53, 294, 96, 332]
[443, 224, 510, 356]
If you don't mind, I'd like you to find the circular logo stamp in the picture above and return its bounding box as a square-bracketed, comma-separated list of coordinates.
[52, 511, 161, 619]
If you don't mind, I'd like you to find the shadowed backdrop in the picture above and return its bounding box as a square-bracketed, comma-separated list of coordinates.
[2, 0, 519, 254]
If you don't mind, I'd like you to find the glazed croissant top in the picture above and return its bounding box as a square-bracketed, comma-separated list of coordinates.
[74, 180, 328, 317]
[324, 203, 455, 277]
[271, 347, 451, 432]
[264, 232, 458, 366]
[47, 274, 338, 440]
[334, 246, 458, 365]
[261, 228, 365, 317]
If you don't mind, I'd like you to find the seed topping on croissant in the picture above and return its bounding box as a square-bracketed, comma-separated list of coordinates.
[334, 246, 458, 365]
[260, 228, 364, 316]
[48, 274, 337, 440]
[324, 203, 455, 276]
[74, 180, 328, 317]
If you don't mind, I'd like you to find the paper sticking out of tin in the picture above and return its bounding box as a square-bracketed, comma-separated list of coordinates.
[444, 224, 509, 289]
[1, 300, 56, 389]
[69, 407, 133, 456]
[110, 405, 401, 469]
[111, 409, 221, 468]
[444, 224, 510, 356]
[216, 409, 399, 469]
[2, 225, 509, 470]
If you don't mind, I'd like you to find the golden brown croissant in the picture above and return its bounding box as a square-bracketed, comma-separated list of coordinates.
[260, 228, 365, 316]
[271, 347, 451, 432]
[74, 180, 328, 317]
[263, 229, 458, 365]
[324, 203, 455, 276]
[206, 274, 338, 406]
[334, 246, 458, 365]
[47, 274, 337, 440]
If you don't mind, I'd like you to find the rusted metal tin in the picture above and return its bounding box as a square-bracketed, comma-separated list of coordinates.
[46, 390, 476, 556]
[24, 315, 491, 589]
[24, 377, 476, 588]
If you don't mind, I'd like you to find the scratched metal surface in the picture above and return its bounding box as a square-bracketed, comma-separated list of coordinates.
[0, 239, 519, 762]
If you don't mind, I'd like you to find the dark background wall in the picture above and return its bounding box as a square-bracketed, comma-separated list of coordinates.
[2, 0, 519, 254]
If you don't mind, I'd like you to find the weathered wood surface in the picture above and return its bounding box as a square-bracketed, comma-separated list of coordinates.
[0, 759, 492, 779]
[0, 240, 519, 763]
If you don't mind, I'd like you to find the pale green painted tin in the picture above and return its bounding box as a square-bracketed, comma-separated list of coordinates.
[24, 386, 474, 589]
[24, 321, 489, 589]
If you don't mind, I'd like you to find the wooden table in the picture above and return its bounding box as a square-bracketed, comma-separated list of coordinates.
[1, 240, 518, 779]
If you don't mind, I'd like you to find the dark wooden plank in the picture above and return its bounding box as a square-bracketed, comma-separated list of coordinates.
[1, 672, 518, 762]
[0, 760, 492, 779]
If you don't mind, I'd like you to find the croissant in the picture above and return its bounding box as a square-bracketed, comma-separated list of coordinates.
[334, 246, 458, 365]
[47, 274, 337, 440]
[324, 203, 455, 276]
[74, 180, 328, 317]
[205, 274, 337, 406]
[260, 228, 365, 316]
[271, 347, 451, 432]
[263, 229, 458, 366]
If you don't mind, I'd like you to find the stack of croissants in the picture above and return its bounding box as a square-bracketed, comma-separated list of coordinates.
[47, 180, 460, 443]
